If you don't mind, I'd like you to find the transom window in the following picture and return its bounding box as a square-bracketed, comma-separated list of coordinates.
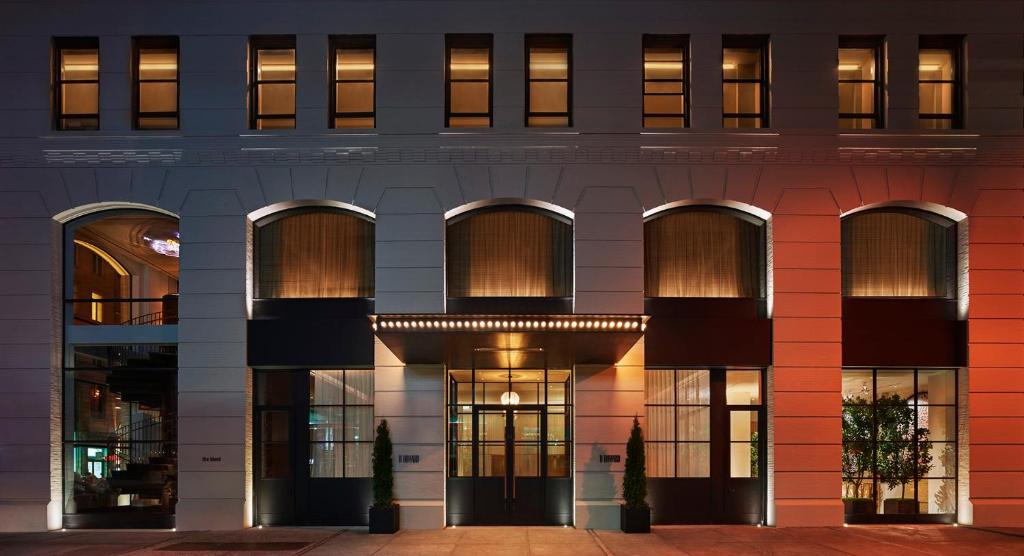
[918, 36, 963, 129]
[330, 35, 375, 128]
[722, 36, 769, 129]
[839, 36, 884, 129]
[54, 37, 99, 130]
[643, 35, 689, 128]
[526, 34, 572, 127]
[250, 36, 296, 130]
[446, 34, 492, 128]
[133, 36, 179, 130]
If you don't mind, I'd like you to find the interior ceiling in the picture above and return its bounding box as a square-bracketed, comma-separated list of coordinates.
[77, 215, 179, 279]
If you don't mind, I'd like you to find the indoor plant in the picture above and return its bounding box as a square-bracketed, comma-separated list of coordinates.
[841, 396, 875, 516]
[620, 416, 650, 533]
[369, 419, 399, 533]
[876, 393, 932, 515]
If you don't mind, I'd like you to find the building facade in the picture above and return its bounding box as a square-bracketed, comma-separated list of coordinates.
[0, 0, 1022, 532]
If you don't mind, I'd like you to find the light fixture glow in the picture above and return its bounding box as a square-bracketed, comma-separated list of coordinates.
[500, 391, 521, 405]
[838, 64, 862, 71]
[722, 63, 737, 70]
[919, 64, 942, 71]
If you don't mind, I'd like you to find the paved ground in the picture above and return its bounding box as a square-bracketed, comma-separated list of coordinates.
[0, 525, 1021, 555]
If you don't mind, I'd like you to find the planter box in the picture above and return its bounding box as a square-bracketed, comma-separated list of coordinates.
[882, 498, 916, 515]
[843, 498, 876, 517]
[620, 504, 650, 533]
[369, 504, 400, 534]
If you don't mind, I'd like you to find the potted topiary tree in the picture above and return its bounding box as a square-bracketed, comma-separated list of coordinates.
[620, 416, 650, 533]
[369, 419, 399, 533]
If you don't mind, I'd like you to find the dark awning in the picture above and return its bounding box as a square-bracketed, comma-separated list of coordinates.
[371, 314, 647, 368]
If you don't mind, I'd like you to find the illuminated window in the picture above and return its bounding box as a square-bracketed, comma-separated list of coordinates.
[643, 35, 688, 128]
[250, 36, 296, 130]
[90, 292, 103, 322]
[308, 370, 374, 478]
[526, 34, 571, 127]
[54, 37, 99, 130]
[722, 36, 769, 129]
[446, 34, 492, 128]
[919, 36, 963, 129]
[133, 36, 179, 130]
[838, 36, 884, 129]
[330, 35, 375, 128]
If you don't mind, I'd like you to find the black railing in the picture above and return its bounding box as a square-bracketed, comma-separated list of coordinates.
[67, 294, 178, 325]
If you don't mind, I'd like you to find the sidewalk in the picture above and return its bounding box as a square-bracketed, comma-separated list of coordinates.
[0, 524, 1021, 555]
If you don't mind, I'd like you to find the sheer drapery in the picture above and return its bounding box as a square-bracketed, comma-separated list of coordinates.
[645, 209, 764, 297]
[842, 210, 955, 297]
[257, 209, 374, 298]
[646, 369, 711, 478]
[446, 208, 572, 297]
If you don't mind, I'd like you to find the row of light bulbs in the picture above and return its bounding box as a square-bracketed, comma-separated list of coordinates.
[375, 318, 644, 331]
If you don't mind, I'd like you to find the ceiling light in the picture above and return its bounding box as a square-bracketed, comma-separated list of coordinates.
[722, 63, 737, 70]
[838, 64, 861, 71]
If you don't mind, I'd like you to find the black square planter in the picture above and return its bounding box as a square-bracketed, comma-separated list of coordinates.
[369, 504, 400, 534]
[620, 504, 651, 533]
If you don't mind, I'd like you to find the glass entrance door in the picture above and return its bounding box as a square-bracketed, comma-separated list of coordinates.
[475, 406, 545, 524]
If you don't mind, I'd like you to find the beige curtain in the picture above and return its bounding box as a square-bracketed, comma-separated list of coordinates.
[645, 209, 764, 297]
[257, 209, 374, 298]
[446, 209, 572, 297]
[842, 211, 954, 297]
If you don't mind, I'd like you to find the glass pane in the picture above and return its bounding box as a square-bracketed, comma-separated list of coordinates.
[262, 410, 289, 442]
[60, 116, 98, 130]
[258, 372, 292, 406]
[450, 47, 489, 80]
[514, 444, 540, 477]
[345, 406, 373, 441]
[529, 81, 568, 113]
[838, 48, 876, 81]
[722, 83, 761, 115]
[730, 411, 758, 442]
[920, 406, 956, 442]
[645, 369, 674, 404]
[678, 442, 710, 477]
[919, 82, 953, 115]
[528, 116, 569, 127]
[730, 442, 759, 478]
[138, 49, 177, 80]
[457, 382, 473, 404]
[449, 116, 490, 127]
[919, 478, 957, 514]
[450, 81, 489, 114]
[644, 94, 685, 115]
[480, 411, 505, 442]
[479, 443, 505, 477]
[450, 411, 472, 441]
[926, 442, 957, 478]
[726, 370, 761, 405]
[645, 442, 674, 478]
[843, 404, 874, 441]
[547, 413, 566, 442]
[261, 442, 289, 478]
[511, 382, 540, 405]
[723, 117, 762, 128]
[722, 48, 761, 79]
[337, 82, 374, 113]
[678, 370, 710, 405]
[677, 406, 710, 441]
[257, 49, 295, 80]
[256, 117, 295, 130]
[919, 49, 954, 80]
[839, 82, 874, 114]
[61, 49, 98, 80]
[310, 442, 343, 477]
[919, 369, 956, 405]
[345, 369, 373, 405]
[876, 370, 914, 401]
[842, 370, 874, 402]
[878, 467, 916, 515]
[451, 443, 472, 477]
[842, 441, 873, 489]
[644, 48, 683, 80]
[547, 382, 566, 405]
[644, 116, 685, 128]
[61, 83, 98, 114]
[257, 83, 295, 116]
[842, 477, 875, 502]
[310, 370, 344, 405]
[645, 81, 684, 94]
[335, 116, 375, 128]
[646, 406, 674, 442]
[346, 443, 372, 477]
[919, 117, 952, 130]
[514, 411, 540, 441]
[336, 48, 374, 80]
[839, 117, 876, 130]
[309, 406, 343, 441]
[529, 47, 568, 79]
[548, 442, 569, 476]
[137, 117, 177, 130]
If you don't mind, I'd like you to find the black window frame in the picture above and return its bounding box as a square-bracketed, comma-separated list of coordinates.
[918, 35, 964, 130]
[329, 34, 376, 129]
[838, 35, 885, 130]
[722, 35, 770, 129]
[445, 33, 494, 128]
[132, 36, 180, 130]
[642, 34, 690, 129]
[525, 33, 573, 128]
[53, 36, 100, 131]
[249, 35, 297, 130]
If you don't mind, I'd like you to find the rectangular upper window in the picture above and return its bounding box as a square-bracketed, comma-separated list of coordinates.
[250, 36, 296, 130]
[133, 36, 179, 130]
[526, 34, 571, 127]
[54, 37, 99, 130]
[643, 35, 689, 128]
[919, 36, 963, 129]
[446, 34, 492, 128]
[722, 35, 769, 129]
[330, 35, 375, 128]
[838, 36, 885, 129]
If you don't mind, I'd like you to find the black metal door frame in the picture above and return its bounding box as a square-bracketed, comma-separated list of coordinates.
[709, 368, 766, 524]
[471, 403, 547, 523]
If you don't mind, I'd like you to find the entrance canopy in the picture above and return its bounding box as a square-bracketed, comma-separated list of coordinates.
[370, 314, 647, 368]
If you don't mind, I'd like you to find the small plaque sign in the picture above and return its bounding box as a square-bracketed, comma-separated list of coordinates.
[398, 454, 420, 464]
[201, 456, 222, 463]
[599, 454, 620, 463]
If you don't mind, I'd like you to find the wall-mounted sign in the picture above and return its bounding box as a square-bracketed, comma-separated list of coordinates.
[201, 456, 223, 463]
[398, 454, 420, 463]
[599, 454, 620, 463]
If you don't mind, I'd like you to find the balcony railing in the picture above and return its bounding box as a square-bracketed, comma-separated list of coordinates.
[67, 294, 179, 326]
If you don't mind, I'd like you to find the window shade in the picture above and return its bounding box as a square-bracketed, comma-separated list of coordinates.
[644, 209, 764, 297]
[256, 209, 374, 298]
[446, 208, 572, 297]
[842, 210, 955, 297]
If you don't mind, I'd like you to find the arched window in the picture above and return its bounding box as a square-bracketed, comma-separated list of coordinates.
[255, 207, 374, 298]
[842, 209, 956, 298]
[446, 206, 572, 297]
[67, 210, 180, 325]
[644, 207, 766, 298]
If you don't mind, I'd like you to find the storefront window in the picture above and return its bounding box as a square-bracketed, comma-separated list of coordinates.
[309, 370, 374, 478]
[646, 369, 711, 477]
